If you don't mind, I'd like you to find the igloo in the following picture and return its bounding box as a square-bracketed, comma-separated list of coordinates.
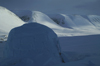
[3, 23, 62, 66]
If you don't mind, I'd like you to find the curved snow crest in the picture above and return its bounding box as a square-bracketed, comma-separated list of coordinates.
[88, 15, 100, 28]
[60, 14, 77, 28]
[29, 11, 64, 29]
[0, 6, 24, 33]
[47, 14, 100, 36]
[28, 11, 100, 37]
[29, 11, 80, 36]
[72, 15, 97, 29]
[53, 14, 97, 30]
[12, 10, 100, 37]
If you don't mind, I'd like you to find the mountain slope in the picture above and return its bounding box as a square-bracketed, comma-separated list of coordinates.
[18, 11, 100, 37]
[0, 6, 24, 34]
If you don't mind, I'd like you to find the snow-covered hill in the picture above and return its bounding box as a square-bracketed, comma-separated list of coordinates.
[0, 7, 100, 66]
[0, 6, 24, 34]
[0, 6, 24, 42]
[48, 14, 98, 29]
[13, 10, 100, 37]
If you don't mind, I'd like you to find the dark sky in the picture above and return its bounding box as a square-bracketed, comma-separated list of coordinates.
[0, 0, 100, 15]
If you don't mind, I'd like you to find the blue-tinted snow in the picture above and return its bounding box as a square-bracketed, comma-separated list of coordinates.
[0, 6, 24, 33]
[0, 6, 100, 66]
[2, 23, 62, 66]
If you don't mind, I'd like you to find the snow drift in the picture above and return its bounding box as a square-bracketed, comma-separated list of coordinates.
[29, 11, 64, 29]
[0, 7, 100, 66]
[88, 15, 100, 29]
[0, 6, 24, 34]
[3, 23, 62, 66]
[48, 14, 99, 30]
[29, 11, 100, 36]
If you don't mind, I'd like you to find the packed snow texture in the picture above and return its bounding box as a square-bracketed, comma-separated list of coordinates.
[0, 6, 24, 34]
[0, 6, 100, 66]
[2, 23, 62, 66]
[0, 6, 24, 43]
[13, 10, 100, 37]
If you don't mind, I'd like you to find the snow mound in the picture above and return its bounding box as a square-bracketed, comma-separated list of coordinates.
[0, 6, 24, 33]
[29, 11, 64, 29]
[13, 10, 100, 36]
[71, 15, 96, 29]
[48, 14, 76, 28]
[48, 14, 97, 30]
[3, 23, 62, 66]
[88, 15, 100, 28]
[47, 14, 100, 36]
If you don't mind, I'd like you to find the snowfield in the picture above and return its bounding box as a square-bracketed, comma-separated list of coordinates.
[0, 6, 24, 34]
[0, 6, 100, 66]
[0, 6, 24, 42]
[13, 10, 100, 37]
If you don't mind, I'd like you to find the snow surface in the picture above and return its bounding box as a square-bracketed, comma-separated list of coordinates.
[0, 6, 25, 43]
[2, 23, 62, 66]
[0, 6, 100, 66]
[88, 15, 100, 29]
[17, 10, 100, 37]
[0, 6, 24, 34]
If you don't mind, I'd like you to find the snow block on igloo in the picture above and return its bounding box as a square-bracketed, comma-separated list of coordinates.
[4, 23, 62, 66]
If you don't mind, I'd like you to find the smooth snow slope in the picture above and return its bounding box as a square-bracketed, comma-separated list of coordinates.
[70, 15, 96, 29]
[0, 7, 100, 66]
[12, 10, 100, 37]
[30, 11, 64, 29]
[13, 10, 100, 31]
[26, 11, 100, 37]
[27, 11, 77, 36]
[48, 14, 98, 30]
[88, 15, 100, 29]
[0, 6, 24, 34]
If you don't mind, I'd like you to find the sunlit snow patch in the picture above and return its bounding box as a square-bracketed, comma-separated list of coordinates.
[0, 6, 24, 33]
[12, 10, 100, 37]
[88, 15, 100, 29]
